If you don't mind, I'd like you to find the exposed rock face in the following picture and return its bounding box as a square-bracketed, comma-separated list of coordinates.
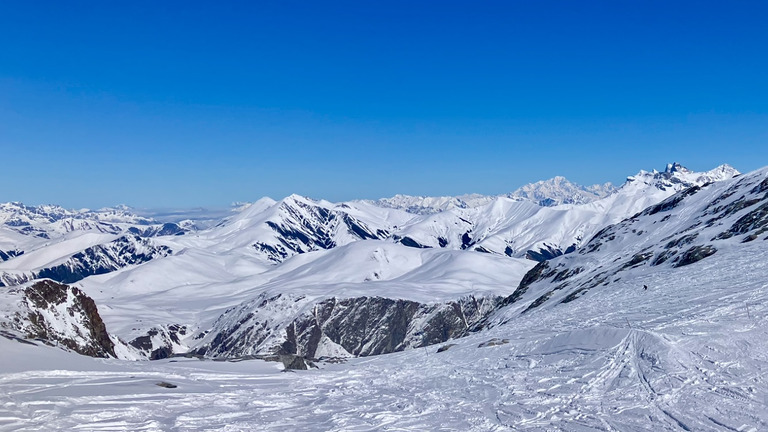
[3, 280, 116, 358]
[674, 245, 718, 267]
[128, 324, 189, 360]
[36, 235, 172, 284]
[193, 294, 500, 359]
[0, 235, 172, 286]
[251, 196, 391, 264]
[0, 248, 23, 262]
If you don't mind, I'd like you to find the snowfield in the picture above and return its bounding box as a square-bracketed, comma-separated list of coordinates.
[2, 233, 767, 431]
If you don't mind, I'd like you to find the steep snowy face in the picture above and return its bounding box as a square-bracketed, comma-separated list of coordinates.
[507, 176, 616, 206]
[490, 165, 767, 321]
[207, 194, 410, 264]
[0, 235, 172, 287]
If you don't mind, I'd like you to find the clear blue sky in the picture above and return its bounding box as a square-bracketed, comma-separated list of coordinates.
[1, 1, 767, 208]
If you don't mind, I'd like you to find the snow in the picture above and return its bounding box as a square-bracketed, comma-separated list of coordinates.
[1, 162, 763, 430]
[80, 239, 534, 342]
[0, 231, 118, 271]
[1, 237, 767, 430]
[0, 162, 744, 353]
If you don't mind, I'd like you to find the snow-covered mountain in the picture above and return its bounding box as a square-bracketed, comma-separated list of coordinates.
[369, 174, 617, 214]
[0, 162, 741, 363]
[385, 163, 739, 261]
[507, 176, 615, 206]
[372, 163, 738, 215]
[0, 202, 153, 237]
[0, 234, 172, 287]
[489, 163, 766, 321]
[0, 201, 194, 245]
[1, 162, 766, 431]
[371, 193, 498, 214]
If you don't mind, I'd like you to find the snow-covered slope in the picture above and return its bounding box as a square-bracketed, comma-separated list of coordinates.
[201, 195, 411, 264]
[0, 234, 172, 287]
[490, 163, 767, 321]
[0, 162, 741, 362]
[2, 188, 767, 429]
[389, 163, 740, 261]
[2, 162, 767, 430]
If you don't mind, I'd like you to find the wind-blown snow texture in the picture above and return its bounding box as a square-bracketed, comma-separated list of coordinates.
[2, 162, 765, 431]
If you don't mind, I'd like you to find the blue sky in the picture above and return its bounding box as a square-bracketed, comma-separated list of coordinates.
[1, 1, 767, 208]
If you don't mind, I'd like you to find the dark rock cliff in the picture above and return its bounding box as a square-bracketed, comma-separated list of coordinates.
[5, 280, 116, 358]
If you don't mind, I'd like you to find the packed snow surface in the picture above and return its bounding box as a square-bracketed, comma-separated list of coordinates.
[1, 235, 766, 431]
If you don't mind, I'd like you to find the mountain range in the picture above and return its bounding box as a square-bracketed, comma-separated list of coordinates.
[0, 162, 740, 359]
[4, 161, 768, 430]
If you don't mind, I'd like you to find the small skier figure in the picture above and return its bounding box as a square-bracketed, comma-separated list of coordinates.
[643, 285, 648, 290]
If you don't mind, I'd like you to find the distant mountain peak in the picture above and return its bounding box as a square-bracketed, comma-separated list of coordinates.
[506, 177, 616, 207]
[627, 163, 740, 191]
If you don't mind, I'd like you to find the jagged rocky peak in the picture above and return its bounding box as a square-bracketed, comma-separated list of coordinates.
[664, 162, 689, 174]
[625, 162, 740, 192]
[1, 280, 116, 358]
[660, 162, 739, 181]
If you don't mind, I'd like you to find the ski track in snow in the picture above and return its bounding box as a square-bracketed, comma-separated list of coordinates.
[2, 243, 767, 431]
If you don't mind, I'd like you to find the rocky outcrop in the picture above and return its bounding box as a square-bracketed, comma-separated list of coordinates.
[193, 293, 500, 359]
[0, 248, 23, 262]
[2, 280, 116, 358]
[128, 324, 190, 360]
